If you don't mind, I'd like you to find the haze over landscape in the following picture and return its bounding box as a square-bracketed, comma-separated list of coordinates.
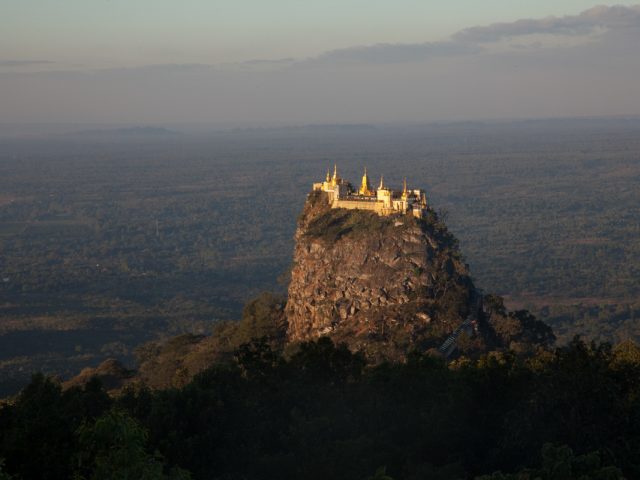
[3, 1, 640, 125]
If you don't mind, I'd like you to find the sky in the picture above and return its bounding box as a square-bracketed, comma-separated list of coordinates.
[2, 1, 640, 125]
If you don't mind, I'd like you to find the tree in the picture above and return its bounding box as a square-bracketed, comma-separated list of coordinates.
[475, 444, 625, 479]
[368, 466, 394, 480]
[233, 292, 287, 347]
[74, 409, 190, 480]
[0, 459, 15, 480]
[0, 373, 76, 480]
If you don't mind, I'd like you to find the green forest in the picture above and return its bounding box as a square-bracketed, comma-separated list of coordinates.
[0, 337, 637, 479]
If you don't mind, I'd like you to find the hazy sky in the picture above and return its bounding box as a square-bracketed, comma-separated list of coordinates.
[2, 1, 640, 125]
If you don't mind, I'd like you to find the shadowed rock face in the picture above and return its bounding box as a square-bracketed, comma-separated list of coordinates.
[286, 191, 475, 360]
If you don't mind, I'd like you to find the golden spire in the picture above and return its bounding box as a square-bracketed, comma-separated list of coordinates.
[326, 168, 331, 182]
[359, 167, 372, 195]
[378, 175, 385, 190]
[402, 177, 408, 199]
[331, 164, 338, 186]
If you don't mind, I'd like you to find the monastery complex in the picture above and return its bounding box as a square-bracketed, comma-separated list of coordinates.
[313, 166, 428, 218]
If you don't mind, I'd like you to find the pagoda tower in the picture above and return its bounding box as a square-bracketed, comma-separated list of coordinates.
[359, 167, 373, 196]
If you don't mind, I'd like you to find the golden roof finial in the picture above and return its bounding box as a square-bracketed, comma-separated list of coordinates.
[326, 168, 331, 182]
[331, 164, 339, 186]
[402, 177, 408, 199]
[359, 166, 372, 195]
[378, 175, 385, 190]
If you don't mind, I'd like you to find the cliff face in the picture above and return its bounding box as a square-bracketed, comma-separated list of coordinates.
[286, 191, 475, 360]
[61, 193, 554, 392]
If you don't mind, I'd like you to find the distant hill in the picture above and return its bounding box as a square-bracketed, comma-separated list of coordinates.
[66, 126, 183, 137]
[230, 123, 377, 135]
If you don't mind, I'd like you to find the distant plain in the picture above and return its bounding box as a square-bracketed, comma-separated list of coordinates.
[1, 118, 640, 394]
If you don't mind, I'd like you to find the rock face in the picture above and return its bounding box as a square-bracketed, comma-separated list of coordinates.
[286, 190, 475, 360]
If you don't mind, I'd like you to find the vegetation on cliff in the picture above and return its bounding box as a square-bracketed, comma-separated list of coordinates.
[117, 292, 287, 391]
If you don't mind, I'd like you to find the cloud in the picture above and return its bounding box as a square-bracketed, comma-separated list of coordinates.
[308, 41, 479, 65]
[7, 5, 640, 75]
[453, 5, 640, 43]
[0, 60, 54, 67]
[97, 63, 217, 74]
[303, 5, 640, 65]
[239, 58, 296, 66]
